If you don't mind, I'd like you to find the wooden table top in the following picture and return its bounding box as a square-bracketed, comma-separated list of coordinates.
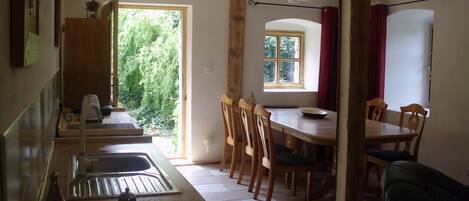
[267, 108, 415, 146]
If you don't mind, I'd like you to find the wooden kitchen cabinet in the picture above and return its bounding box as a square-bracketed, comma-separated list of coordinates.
[64, 18, 111, 108]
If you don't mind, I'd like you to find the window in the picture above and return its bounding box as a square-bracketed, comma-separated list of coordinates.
[384, 10, 434, 110]
[264, 31, 304, 89]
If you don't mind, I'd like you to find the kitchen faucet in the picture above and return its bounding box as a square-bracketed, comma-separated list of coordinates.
[77, 96, 103, 176]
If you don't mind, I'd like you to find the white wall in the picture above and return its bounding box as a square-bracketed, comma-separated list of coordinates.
[384, 9, 433, 110]
[375, 0, 469, 185]
[265, 19, 322, 92]
[244, 0, 337, 107]
[0, 0, 60, 133]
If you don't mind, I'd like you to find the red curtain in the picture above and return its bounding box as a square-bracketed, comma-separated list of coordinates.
[368, 5, 387, 100]
[317, 7, 339, 111]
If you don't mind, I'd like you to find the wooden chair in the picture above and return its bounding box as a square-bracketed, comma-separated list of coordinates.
[236, 99, 258, 192]
[237, 99, 295, 192]
[253, 105, 314, 201]
[366, 98, 388, 122]
[219, 95, 241, 178]
[365, 98, 388, 150]
[365, 103, 428, 182]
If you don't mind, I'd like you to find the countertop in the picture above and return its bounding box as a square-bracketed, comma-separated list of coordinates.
[58, 111, 144, 137]
[48, 141, 204, 201]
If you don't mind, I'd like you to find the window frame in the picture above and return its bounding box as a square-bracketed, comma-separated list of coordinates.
[264, 31, 305, 89]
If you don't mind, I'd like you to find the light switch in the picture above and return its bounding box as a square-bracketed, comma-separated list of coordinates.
[204, 63, 214, 73]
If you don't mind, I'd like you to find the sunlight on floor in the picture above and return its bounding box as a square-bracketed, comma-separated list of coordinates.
[152, 135, 179, 157]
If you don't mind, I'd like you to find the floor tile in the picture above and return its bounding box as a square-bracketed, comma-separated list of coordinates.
[178, 164, 382, 201]
[210, 169, 229, 176]
[194, 183, 229, 193]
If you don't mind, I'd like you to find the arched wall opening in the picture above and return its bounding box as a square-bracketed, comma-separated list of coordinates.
[264, 18, 322, 92]
[385, 9, 434, 110]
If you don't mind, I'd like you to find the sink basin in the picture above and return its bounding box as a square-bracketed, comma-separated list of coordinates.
[68, 153, 179, 200]
[81, 154, 152, 173]
[66, 123, 136, 130]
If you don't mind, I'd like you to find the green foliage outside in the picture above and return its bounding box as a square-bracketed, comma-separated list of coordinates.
[118, 9, 181, 137]
[263, 35, 300, 83]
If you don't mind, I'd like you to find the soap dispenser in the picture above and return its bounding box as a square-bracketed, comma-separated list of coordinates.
[118, 188, 137, 201]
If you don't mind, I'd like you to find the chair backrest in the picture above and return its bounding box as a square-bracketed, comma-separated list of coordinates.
[221, 95, 237, 143]
[366, 98, 388, 122]
[398, 103, 428, 160]
[239, 99, 256, 155]
[254, 104, 275, 169]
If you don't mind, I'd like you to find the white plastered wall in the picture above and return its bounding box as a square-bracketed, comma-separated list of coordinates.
[0, 0, 60, 133]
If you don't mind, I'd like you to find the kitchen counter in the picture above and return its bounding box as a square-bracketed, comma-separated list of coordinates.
[58, 111, 144, 137]
[48, 141, 204, 201]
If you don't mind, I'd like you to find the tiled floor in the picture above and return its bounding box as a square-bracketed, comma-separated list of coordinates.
[176, 164, 336, 201]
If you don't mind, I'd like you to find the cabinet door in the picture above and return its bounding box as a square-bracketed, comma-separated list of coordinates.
[64, 18, 111, 108]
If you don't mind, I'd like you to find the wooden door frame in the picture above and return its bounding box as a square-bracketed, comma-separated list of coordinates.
[115, 3, 188, 159]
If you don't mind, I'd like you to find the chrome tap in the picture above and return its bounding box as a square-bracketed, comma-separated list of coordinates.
[77, 101, 102, 176]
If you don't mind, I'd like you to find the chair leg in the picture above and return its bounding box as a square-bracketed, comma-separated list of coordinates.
[292, 172, 297, 196]
[248, 155, 257, 192]
[254, 165, 265, 200]
[375, 165, 383, 196]
[229, 144, 238, 178]
[375, 165, 381, 182]
[285, 172, 291, 189]
[364, 157, 369, 189]
[266, 171, 276, 201]
[219, 142, 229, 171]
[237, 152, 247, 184]
[305, 171, 313, 201]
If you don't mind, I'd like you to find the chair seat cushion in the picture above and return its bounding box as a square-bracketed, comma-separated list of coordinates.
[275, 152, 313, 166]
[274, 143, 294, 153]
[365, 143, 378, 149]
[366, 150, 412, 162]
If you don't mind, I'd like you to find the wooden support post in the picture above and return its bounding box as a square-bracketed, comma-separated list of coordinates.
[227, 0, 246, 100]
[335, 0, 370, 201]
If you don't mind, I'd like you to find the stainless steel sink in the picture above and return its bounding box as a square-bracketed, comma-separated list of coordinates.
[80, 154, 152, 173]
[68, 153, 179, 200]
[66, 123, 136, 130]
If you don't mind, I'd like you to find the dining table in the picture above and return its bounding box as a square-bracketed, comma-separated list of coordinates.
[266, 107, 416, 199]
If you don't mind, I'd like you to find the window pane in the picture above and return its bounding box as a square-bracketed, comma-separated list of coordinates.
[280, 36, 300, 59]
[279, 61, 300, 83]
[264, 36, 277, 58]
[264, 61, 276, 83]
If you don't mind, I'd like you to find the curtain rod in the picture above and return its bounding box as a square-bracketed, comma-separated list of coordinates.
[248, 0, 323, 10]
[385, 0, 428, 7]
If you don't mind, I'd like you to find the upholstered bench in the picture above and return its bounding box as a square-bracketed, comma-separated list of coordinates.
[382, 161, 469, 201]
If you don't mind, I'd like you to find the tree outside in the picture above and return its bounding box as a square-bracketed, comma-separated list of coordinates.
[118, 9, 181, 156]
[264, 35, 300, 84]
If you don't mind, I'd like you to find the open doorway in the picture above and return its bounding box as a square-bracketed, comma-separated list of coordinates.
[116, 4, 187, 158]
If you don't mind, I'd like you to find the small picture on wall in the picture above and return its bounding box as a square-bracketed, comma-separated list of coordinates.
[11, 0, 40, 67]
